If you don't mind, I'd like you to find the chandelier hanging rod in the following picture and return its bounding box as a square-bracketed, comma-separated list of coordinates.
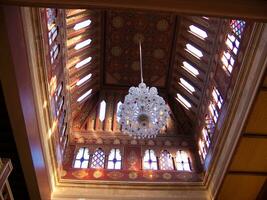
[139, 40, 144, 83]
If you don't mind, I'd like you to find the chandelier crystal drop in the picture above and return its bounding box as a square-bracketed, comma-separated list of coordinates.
[117, 41, 170, 139]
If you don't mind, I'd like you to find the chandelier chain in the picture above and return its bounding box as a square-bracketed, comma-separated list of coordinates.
[139, 40, 144, 83]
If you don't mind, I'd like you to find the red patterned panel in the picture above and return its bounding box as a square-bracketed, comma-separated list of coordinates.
[123, 146, 141, 170]
[104, 11, 175, 88]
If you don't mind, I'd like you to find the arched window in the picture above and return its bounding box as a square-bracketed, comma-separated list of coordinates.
[73, 147, 90, 168]
[116, 101, 122, 122]
[99, 100, 107, 122]
[107, 149, 122, 170]
[91, 148, 105, 169]
[143, 149, 158, 170]
[175, 150, 191, 171]
[159, 150, 174, 170]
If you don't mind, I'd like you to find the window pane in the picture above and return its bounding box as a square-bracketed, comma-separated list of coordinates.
[81, 160, 89, 168]
[114, 162, 121, 170]
[107, 161, 114, 169]
[76, 148, 84, 159]
[74, 160, 81, 168]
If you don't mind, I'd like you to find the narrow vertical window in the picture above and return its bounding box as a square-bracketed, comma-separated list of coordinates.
[74, 38, 92, 50]
[198, 140, 207, 161]
[202, 128, 211, 148]
[221, 50, 235, 75]
[99, 100, 106, 122]
[73, 19, 91, 30]
[179, 78, 196, 94]
[50, 44, 59, 64]
[91, 148, 105, 169]
[143, 149, 158, 170]
[159, 150, 174, 170]
[48, 26, 58, 45]
[181, 61, 199, 77]
[175, 150, 191, 171]
[212, 87, 223, 109]
[73, 147, 90, 168]
[107, 149, 122, 170]
[188, 25, 208, 40]
[76, 73, 92, 86]
[185, 43, 203, 59]
[116, 101, 122, 122]
[176, 93, 192, 110]
[77, 89, 92, 102]
[230, 20, 246, 39]
[75, 56, 92, 69]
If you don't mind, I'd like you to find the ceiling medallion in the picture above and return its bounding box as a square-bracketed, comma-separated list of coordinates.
[117, 41, 170, 139]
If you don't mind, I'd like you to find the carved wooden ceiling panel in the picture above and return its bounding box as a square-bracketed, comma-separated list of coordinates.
[104, 10, 176, 88]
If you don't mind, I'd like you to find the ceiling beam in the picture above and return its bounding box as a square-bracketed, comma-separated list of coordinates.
[3, 0, 267, 20]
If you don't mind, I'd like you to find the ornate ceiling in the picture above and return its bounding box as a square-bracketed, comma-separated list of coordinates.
[64, 9, 227, 145]
[104, 10, 176, 88]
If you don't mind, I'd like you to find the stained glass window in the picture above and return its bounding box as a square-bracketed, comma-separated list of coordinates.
[221, 20, 246, 75]
[107, 149, 122, 170]
[50, 44, 59, 64]
[46, 8, 57, 30]
[230, 20, 246, 39]
[202, 128, 211, 148]
[221, 50, 235, 75]
[91, 148, 105, 169]
[48, 26, 58, 45]
[225, 34, 240, 55]
[198, 139, 207, 162]
[176, 150, 191, 171]
[73, 147, 90, 168]
[159, 150, 174, 170]
[143, 149, 158, 170]
[56, 97, 64, 117]
[60, 123, 67, 143]
[212, 87, 223, 109]
[55, 82, 63, 102]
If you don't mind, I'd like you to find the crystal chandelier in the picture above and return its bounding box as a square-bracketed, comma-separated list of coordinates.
[117, 41, 170, 139]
